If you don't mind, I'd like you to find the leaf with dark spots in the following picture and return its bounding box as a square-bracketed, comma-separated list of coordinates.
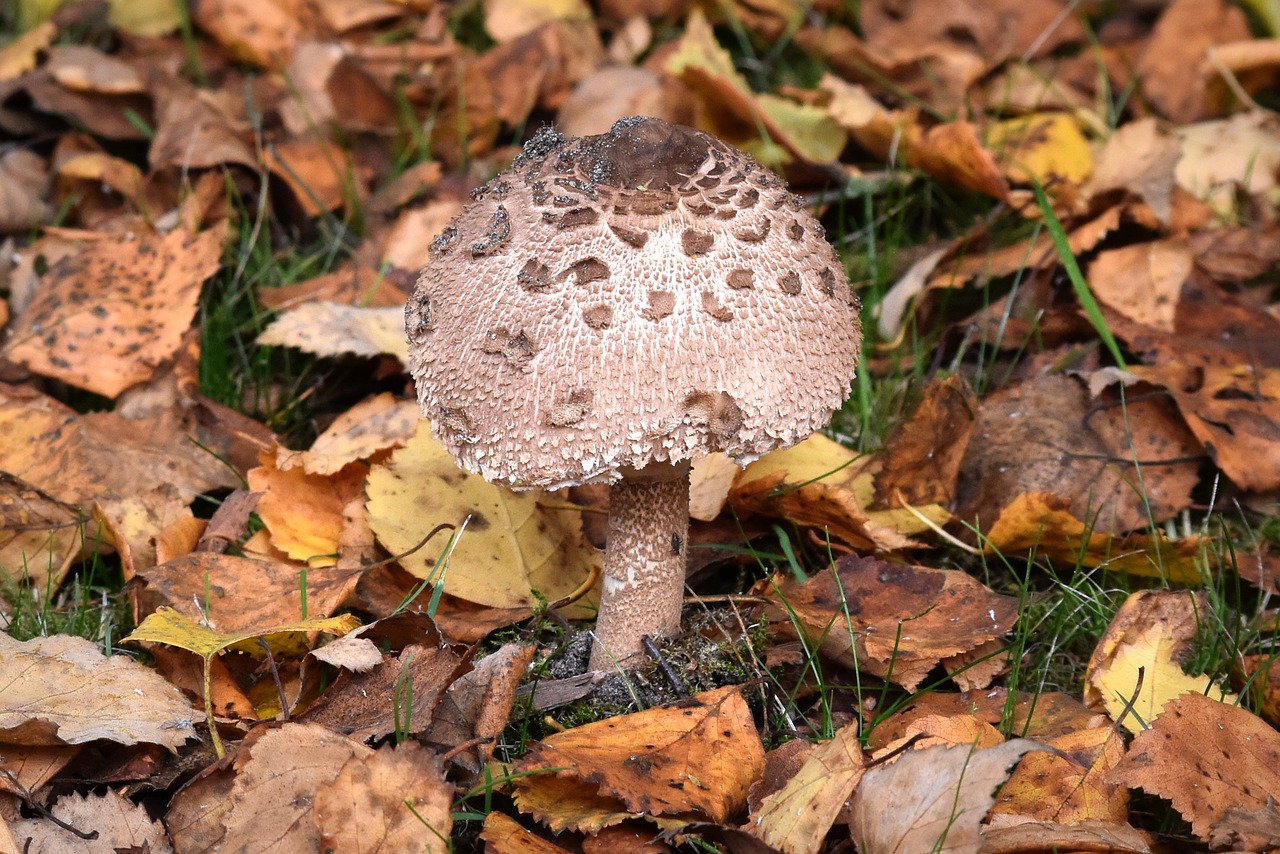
[3, 222, 228, 399]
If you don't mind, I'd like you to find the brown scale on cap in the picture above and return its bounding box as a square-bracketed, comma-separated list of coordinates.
[407, 116, 862, 668]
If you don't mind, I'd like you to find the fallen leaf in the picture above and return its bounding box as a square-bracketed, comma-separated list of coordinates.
[0, 472, 84, 588]
[1137, 0, 1251, 123]
[1084, 590, 1236, 732]
[481, 811, 577, 853]
[989, 726, 1129, 824]
[484, 0, 593, 42]
[165, 723, 373, 851]
[1108, 692, 1280, 844]
[313, 740, 452, 852]
[1082, 118, 1181, 226]
[1128, 362, 1280, 492]
[1176, 110, 1280, 216]
[980, 818, 1155, 854]
[365, 421, 599, 613]
[131, 552, 363, 637]
[848, 739, 1044, 854]
[0, 149, 50, 232]
[426, 642, 536, 774]
[257, 301, 408, 360]
[663, 9, 845, 167]
[982, 492, 1203, 581]
[1088, 239, 1193, 332]
[955, 373, 1201, 537]
[2, 222, 228, 398]
[278, 393, 419, 476]
[10, 789, 171, 854]
[247, 447, 368, 565]
[873, 374, 977, 508]
[764, 555, 1018, 691]
[0, 633, 196, 750]
[732, 433, 949, 551]
[745, 722, 864, 854]
[513, 685, 763, 831]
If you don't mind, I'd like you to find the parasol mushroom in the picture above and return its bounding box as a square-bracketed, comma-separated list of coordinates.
[406, 116, 862, 670]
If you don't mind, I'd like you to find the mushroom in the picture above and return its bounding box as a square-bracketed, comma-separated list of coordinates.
[406, 116, 862, 670]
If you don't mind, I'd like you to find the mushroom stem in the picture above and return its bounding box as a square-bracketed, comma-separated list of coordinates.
[588, 469, 691, 671]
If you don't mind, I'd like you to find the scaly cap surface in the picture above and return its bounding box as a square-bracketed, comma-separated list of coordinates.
[406, 116, 862, 488]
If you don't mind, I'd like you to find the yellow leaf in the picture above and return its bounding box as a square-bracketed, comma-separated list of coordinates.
[365, 422, 599, 614]
[732, 434, 949, 549]
[125, 606, 361, 660]
[107, 0, 181, 36]
[984, 492, 1203, 581]
[987, 112, 1093, 188]
[1084, 591, 1235, 733]
[125, 607, 360, 757]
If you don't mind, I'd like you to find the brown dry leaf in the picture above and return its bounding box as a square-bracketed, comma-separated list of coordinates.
[0, 633, 196, 749]
[911, 121, 1011, 202]
[663, 9, 845, 168]
[1108, 692, 1280, 844]
[381, 199, 466, 271]
[982, 492, 1203, 581]
[0, 473, 84, 588]
[278, 393, 418, 476]
[513, 685, 763, 831]
[10, 789, 171, 854]
[0, 383, 244, 519]
[0, 744, 80, 801]
[44, 44, 145, 95]
[879, 713, 1006, 754]
[1176, 110, 1280, 219]
[764, 555, 1018, 692]
[484, 0, 593, 42]
[955, 373, 1201, 537]
[265, 138, 359, 216]
[481, 811, 577, 853]
[257, 301, 408, 360]
[1081, 118, 1182, 227]
[980, 819, 1156, 854]
[148, 75, 257, 173]
[873, 374, 977, 508]
[166, 722, 372, 852]
[0, 150, 50, 232]
[1084, 590, 1236, 732]
[1088, 239, 1192, 332]
[1237, 654, 1280, 727]
[731, 434, 949, 551]
[0, 21, 55, 82]
[864, 689, 1107, 754]
[848, 739, 1044, 854]
[365, 421, 599, 614]
[2, 222, 228, 398]
[1137, 0, 1251, 123]
[300, 641, 466, 742]
[426, 642, 536, 774]
[313, 741, 452, 852]
[989, 726, 1129, 825]
[557, 66, 695, 138]
[247, 447, 368, 566]
[1128, 362, 1280, 492]
[192, 0, 306, 69]
[132, 552, 363, 636]
[745, 722, 864, 854]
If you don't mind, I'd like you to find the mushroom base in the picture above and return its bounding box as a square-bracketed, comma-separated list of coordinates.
[588, 469, 691, 671]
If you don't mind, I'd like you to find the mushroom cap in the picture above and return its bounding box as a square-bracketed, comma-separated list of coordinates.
[406, 116, 862, 489]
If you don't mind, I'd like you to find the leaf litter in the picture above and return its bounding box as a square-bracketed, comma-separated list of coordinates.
[2, 0, 1280, 850]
